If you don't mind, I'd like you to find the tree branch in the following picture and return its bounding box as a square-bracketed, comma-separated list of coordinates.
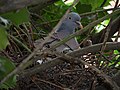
[0, 0, 58, 14]
[20, 42, 120, 77]
[80, 7, 120, 17]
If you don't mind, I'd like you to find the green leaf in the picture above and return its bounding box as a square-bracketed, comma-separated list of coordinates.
[80, 0, 104, 10]
[98, 11, 107, 18]
[0, 56, 16, 89]
[55, 0, 65, 6]
[0, 26, 9, 50]
[1, 8, 30, 25]
[76, 2, 92, 14]
[95, 19, 110, 33]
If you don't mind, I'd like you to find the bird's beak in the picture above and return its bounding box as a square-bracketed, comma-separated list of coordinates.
[75, 21, 83, 29]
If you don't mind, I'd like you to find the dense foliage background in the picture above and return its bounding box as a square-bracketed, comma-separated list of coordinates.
[0, 0, 120, 90]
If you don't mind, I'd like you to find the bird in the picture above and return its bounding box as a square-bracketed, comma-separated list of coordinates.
[34, 12, 83, 53]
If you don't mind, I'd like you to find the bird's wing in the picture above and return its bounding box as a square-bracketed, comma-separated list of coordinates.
[34, 37, 54, 48]
[34, 30, 80, 52]
[34, 35, 67, 52]
[66, 38, 80, 50]
[54, 30, 80, 50]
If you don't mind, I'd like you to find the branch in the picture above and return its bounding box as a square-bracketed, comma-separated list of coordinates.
[8, 34, 32, 53]
[20, 42, 120, 76]
[80, 7, 120, 17]
[0, 0, 58, 14]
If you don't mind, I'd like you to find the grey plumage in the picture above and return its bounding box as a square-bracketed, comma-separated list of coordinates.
[34, 12, 83, 52]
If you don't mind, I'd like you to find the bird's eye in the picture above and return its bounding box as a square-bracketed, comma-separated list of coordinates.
[68, 17, 72, 19]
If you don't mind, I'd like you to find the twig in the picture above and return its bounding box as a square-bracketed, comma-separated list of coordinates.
[23, 23, 34, 49]
[98, 52, 112, 63]
[80, 7, 120, 17]
[14, 26, 25, 41]
[72, 76, 83, 89]
[100, 0, 107, 7]
[37, 78, 66, 90]
[30, 77, 41, 89]
[8, 34, 32, 53]
[114, 26, 120, 42]
[114, 0, 119, 8]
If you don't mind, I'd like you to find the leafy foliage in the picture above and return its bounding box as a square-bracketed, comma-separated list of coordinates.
[0, 56, 16, 89]
[0, 26, 9, 50]
[80, 0, 110, 10]
[76, 3, 92, 14]
[0, 7, 29, 90]
[1, 8, 30, 26]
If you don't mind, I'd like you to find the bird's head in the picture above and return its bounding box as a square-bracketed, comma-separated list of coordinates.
[65, 12, 83, 29]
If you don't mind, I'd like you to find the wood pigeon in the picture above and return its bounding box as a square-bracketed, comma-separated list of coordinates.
[34, 12, 83, 52]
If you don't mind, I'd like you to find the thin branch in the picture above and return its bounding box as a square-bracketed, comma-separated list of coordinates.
[36, 78, 67, 90]
[8, 34, 32, 53]
[115, 28, 120, 42]
[100, 0, 107, 7]
[80, 7, 120, 17]
[98, 52, 112, 63]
